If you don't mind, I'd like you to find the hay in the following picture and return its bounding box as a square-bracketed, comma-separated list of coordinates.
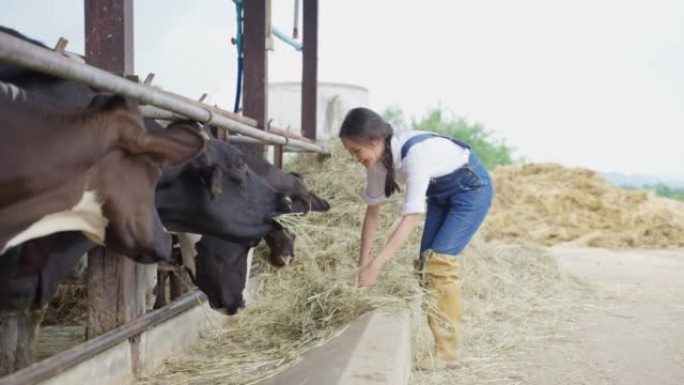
[42, 284, 88, 326]
[482, 163, 684, 249]
[141, 142, 593, 385]
[410, 241, 592, 385]
[139, 141, 421, 385]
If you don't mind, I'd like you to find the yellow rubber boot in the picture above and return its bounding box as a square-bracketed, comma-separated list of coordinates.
[416, 250, 462, 370]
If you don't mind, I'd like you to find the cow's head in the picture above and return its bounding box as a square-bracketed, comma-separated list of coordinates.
[231, 143, 329, 215]
[155, 122, 292, 241]
[193, 235, 254, 315]
[285, 172, 330, 214]
[89, 98, 207, 263]
[263, 228, 296, 267]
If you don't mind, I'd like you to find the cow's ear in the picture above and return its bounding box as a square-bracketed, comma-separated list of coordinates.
[135, 124, 208, 166]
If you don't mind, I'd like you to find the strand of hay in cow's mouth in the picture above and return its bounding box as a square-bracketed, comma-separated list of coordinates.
[139, 142, 594, 385]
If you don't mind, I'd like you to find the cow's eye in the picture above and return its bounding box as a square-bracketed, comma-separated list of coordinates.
[226, 165, 245, 184]
[236, 156, 246, 169]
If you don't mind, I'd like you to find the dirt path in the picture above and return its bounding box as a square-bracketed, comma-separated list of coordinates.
[524, 247, 684, 385]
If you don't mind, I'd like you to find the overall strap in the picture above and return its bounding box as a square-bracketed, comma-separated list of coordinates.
[400, 133, 471, 161]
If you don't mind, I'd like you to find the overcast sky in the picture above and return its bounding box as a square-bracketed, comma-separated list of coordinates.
[2, 0, 683, 182]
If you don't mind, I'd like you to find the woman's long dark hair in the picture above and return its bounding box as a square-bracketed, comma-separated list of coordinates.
[339, 107, 399, 197]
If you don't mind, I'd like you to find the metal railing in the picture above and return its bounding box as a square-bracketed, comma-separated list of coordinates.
[0, 32, 330, 155]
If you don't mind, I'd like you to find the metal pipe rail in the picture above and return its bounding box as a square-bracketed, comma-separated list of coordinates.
[0, 32, 330, 155]
[272, 27, 303, 51]
[141, 105, 314, 144]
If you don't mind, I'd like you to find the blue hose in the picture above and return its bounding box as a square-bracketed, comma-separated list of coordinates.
[232, 0, 244, 113]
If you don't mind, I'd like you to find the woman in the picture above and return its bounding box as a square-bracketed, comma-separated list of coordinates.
[339, 107, 493, 369]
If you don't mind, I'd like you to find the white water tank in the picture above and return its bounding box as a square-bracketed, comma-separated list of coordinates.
[268, 82, 369, 140]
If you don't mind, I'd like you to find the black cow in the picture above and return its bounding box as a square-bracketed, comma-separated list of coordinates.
[153, 233, 268, 315]
[151, 139, 331, 315]
[235, 143, 330, 214]
[151, 120, 292, 241]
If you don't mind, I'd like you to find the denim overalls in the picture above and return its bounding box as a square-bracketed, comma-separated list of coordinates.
[401, 134, 493, 259]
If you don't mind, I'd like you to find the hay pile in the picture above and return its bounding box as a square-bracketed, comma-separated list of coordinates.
[141, 142, 590, 385]
[139, 142, 420, 385]
[411, 242, 589, 385]
[482, 163, 684, 249]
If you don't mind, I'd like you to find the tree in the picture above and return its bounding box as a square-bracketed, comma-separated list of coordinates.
[413, 109, 513, 169]
[381, 105, 407, 131]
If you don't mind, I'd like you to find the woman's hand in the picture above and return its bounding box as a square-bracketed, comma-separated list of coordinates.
[357, 260, 382, 288]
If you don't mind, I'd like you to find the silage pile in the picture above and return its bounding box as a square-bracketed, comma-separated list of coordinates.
[482, 163, 684, 249]
[141, 142, 589, 385]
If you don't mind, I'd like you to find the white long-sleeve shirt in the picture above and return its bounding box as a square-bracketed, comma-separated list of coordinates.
[363, 131, 470, 215]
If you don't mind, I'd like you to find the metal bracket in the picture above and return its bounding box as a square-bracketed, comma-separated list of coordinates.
[53, 37, 68, 53]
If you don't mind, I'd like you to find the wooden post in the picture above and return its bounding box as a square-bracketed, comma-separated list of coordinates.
[85, 248, 141, 337]
[84, 0, 144, 344]
[301, 0, 318, 141]
[243, 0, 269, 154]
[84, 1, 146, 373]
[274, 145, 283, 168]
[84, 0, 134, 75]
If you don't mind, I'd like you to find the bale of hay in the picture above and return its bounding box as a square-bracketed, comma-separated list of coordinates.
[482, 163, 684, 248]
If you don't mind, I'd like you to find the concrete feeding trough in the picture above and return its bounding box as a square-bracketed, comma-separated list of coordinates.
[259, 310, 411, 385]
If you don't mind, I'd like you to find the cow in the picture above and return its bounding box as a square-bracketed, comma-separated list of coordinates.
[234, 143, 330, 214]
[232, 142, 328, 267]
[153, 121, 292, 242]
[0, 84, 208, 261]
[0, 115, 294, 373]
[151, 138, 331, 314]
[0, 232, 92, 374]
[0, 26, 292, 374]
[175, 234, 256, 315]
[1, 26, 209, 261]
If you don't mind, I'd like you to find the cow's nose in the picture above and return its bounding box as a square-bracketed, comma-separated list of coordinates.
[316, 198, 331, 212]
[270, 253, 292, 267]
[226, 300, 245, 316]
[276, 193, 292, 213]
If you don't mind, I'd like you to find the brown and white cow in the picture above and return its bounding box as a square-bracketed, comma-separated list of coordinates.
[0, 86, 205, 375]
[0, 86, 207, 262]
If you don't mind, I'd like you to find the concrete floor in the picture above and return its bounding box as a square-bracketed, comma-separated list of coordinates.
[524, 247, 684, 385]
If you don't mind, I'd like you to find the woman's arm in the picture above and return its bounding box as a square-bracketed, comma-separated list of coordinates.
[358, 204, 380, 268]
[357, 213, 422, 287]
